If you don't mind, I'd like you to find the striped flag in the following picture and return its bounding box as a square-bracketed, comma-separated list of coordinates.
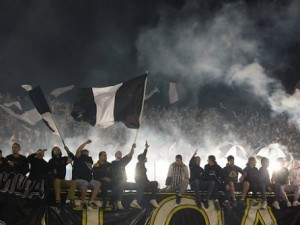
[26, 86, 58, 133]
[71, 74, 147, 129]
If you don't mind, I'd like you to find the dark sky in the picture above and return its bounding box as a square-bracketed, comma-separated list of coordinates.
[0, 0, 160, 93]
[0, 0, 299, 102]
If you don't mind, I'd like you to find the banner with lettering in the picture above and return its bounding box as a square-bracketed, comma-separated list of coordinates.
[1, 172, 300, 225]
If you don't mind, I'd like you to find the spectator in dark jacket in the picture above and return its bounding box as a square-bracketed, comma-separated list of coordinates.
[111, 143, 135, 210]
[204, 155, 223, 210]
[73, 140, 101, 209]
[240, 157, 259, 206]
[48, 145, 76, 206]
[27, 149, 51, 200]
[6, 143, 29, 175]
[223, 155, 245, 208]
[189, 149, 215, 209]
[258, 157, 272, 209]
[28, 149, 50, 180]
[93, 151, 113, 208]
[130, 141, 159, 209]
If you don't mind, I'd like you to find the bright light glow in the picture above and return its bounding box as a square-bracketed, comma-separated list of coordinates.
[267, 160, 281, 178]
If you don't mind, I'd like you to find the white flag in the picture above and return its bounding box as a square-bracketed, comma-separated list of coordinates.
[3, 101, 22, 110]
[145, 87, 159, 100]
[51, 85, 75, 97]
[21, 84, 33, 91]
[169, 82, 179, 104]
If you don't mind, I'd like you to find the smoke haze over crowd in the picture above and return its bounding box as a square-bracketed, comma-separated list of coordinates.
[1, 0, 300, 186]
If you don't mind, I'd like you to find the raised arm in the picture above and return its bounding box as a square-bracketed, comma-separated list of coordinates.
[64, 146, 75, 164]
[140, 141, 150, 158]
[75, 139, 92, 158]
[27, 152, 37, 163]
[127, 143, 136, 157]
[189, 149, 198, 168]
[119, 143, 136, 166]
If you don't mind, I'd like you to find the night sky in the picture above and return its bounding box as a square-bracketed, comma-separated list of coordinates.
[0, 0, 300, 109]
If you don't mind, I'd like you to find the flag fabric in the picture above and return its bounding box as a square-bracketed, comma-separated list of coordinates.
[50, 85, 75, 97]
[145, 87, 159, 100]
[21, 84, 33, 91]
[0, 102, 41, 126]
[71, 74, 147, 129]
[27, 86, 58, 133]
[3, 101, 22, 110]
[169, 82, 179, 104]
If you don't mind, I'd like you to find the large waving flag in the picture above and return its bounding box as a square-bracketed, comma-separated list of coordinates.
[71, 74, 147, 129]
[26, 86, 58, 133]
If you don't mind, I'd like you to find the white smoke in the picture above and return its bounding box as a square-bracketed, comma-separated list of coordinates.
[136, 0, 300, 125]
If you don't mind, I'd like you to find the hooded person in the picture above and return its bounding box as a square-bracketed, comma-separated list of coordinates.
[204, 155, 224, 210]
[48, 145, 77, 206]
[72, 140, 101, 209]
[130, 141, 159, 209]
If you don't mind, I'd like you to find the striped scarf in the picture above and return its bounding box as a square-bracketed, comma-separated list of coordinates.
[171, 164, 184, 190]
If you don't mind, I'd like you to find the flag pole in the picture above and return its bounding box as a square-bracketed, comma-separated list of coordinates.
[133, 72, 148, 144]
[46, 97, 66, 147]
[51, 114, 66, 147]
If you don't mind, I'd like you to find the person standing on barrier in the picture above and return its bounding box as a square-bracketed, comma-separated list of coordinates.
[166, 154, 189, 205]
[189, 149, 215, 209]
[130, 141, 159, 209]
[73, 140, 101, 209]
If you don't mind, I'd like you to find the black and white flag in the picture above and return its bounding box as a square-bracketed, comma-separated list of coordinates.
[71, 74, 147, 129]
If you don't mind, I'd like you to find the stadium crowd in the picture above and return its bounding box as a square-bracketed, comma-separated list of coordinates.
[1, 92, 300, 211]
[1, 91, 300, 156]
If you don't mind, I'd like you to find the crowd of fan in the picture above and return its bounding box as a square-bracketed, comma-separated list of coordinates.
[1, 92, 300, 158]
[144, 105, 300, 155]
[1, 141, 300, 211]
[2, 93, 300, 211]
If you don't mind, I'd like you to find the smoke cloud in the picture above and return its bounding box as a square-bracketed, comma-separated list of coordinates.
[136, 0, 300, 117]
[1, 0, 300, 187]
